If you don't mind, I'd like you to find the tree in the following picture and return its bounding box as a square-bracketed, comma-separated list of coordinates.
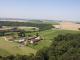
[18, 32, 25, 37]
[35, 47, 49, 60]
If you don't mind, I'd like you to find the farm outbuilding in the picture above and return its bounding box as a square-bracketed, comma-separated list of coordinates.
[28, 36, 42, 44]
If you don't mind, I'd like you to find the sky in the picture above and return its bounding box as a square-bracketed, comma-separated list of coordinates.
[0, 0, 80, 21]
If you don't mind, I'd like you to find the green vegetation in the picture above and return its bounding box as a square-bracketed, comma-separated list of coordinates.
[0, 21, 80, 60]
[0, 29, 80, 56]
[0, 49, 10, 56]
[18, 27, 39, 31]
[0, 21, 53, 31]
[35, 33, 80, 60]
[0, 37, 36, 56]
[0, 32, 80, 60]
[43, 20, 59, 25]
[28, 29, 80, 50]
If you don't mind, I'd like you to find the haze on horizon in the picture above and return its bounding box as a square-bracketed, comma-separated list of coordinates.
[0, 0, 80, 21]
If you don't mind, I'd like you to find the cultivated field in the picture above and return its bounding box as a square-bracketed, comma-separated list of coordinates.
[60, 21, 80, 30]
[54, 21, 80, 31]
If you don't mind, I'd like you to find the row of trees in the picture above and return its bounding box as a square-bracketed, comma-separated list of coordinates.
[0, 33, 80, 60]
[0, 21, 53, 31]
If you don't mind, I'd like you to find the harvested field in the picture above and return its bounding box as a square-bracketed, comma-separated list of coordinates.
[54, 21, 80, 31]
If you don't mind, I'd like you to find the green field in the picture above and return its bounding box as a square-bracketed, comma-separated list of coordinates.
[28, 29, 80, 49]
[0, 37, 36, 56]
[0, 29, 80, 56]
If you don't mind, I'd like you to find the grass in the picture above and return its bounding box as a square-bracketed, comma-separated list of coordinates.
[28, 29, 80, 50]
[18, 26, 39, 31]
[0, 37, 36, 56]
[0, 29, 80, 56]
[0, 48, 10, 56]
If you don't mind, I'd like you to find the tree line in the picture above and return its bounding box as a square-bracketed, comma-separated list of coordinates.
[0, 21, 53, 31]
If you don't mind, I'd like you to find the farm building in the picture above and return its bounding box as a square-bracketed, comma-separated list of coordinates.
[18, 37, 26, 43]
[28, 36, 42, 44]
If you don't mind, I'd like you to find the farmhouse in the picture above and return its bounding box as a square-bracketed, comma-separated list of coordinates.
[28, 36, 42, 44]
[18, 37, 26, 43]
